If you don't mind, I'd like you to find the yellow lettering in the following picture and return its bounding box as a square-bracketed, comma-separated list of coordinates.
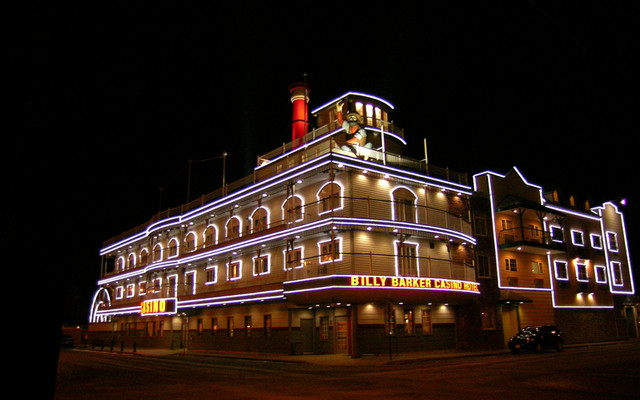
[159, 300, 166, 313]
[392, 278, 398, 287]
[351, 276, 359, 286]
[380, 277, 387, 287]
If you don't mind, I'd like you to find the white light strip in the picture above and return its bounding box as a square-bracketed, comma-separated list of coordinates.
[310, 92, 395, 114]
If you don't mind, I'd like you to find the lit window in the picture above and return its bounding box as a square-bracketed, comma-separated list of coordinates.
[227, 317, 234, 337]
[138, 281, 147, 296]
[244, 316, 252, 338]
[126, 284, 135, 298]
[228, 261, 241, 281]
[505, 258, 517, 272]
[153, 244, 163, 262]
[319, 238, 341, 264]
[140, 249, 149, 265]
[211, 318, 218, 335]
[403, 309, 414, 335]
[392, 187, 417, 223]
[531, 261, 543, 274]
[554, 261, 568, 280]
[167, 275, 177, 297]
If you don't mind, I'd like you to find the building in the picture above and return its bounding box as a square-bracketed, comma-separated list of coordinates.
[88, 89, 636, 355]
[471, 168, 637, 347]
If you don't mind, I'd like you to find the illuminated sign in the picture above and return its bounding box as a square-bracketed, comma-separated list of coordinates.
[140, 298, 177, 316]
[349, 275, 479, 293]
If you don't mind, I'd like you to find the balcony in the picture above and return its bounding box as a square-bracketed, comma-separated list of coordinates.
[498, 226, 566, 255]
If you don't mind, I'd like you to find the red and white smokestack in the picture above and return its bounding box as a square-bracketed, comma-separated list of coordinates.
[289, 83, 310, 148]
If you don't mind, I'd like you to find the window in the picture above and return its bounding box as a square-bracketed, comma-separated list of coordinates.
[318, 183, 342, 214]
[264, 315, 272, 338]
[403, 309, 414, 335]
[392, 187, 417, 223]
[554, 261, 568, 280]
[283, 196, 303, 223]
[128, 253, 136, 269]
[116, 286, 124, 299]
[550, 226, 564, 243]
[396, 241, 418, 277]
[185, 271, 196, 295]
[571, 230, 584, 246]
[607, 232, 618, 252]
[153, 244, 163, 262]
[505, 258, 517, 272]
[226, 217, 241, 240]
[531, 261, 543, 274]
[228, 261, 241, 281]
[595, 265, 607, 283]
[422, 309, 432, 335]
[501, 220, 515, 243]
[473, 214, 488, 236]
[244, 316, 252, 337]
[140, 249, 149, 265]
[320, 317, 329, 341]
[167, 275, 177, 297]
[385, 306, 396, 336]
[227, 317, 234, 337]
[319, 238, 341, 264]
[253, 255, 270, 276]
[117, 257, 125, 271]
[251, 207, 269, 232]
[590, 234, 603, 250]
[576, 263, 588, 282]
[138, 281, 147, 296]
[185, 232, 197, 252]
[480, 308, 496, 330]
[611, 261, 623, 286]
[197, 319, 203, 336]
[211, 318, 218, 335]
[168, 238, 179, 258]
[477, 255, 490, 278]
[284, 247, 303, 270]
[126, 284, 135, 298]
[204, 225, 217, 247]
[205, 266, 217, 285]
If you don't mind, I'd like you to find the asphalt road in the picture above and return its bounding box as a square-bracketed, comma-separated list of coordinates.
[54, 342, 639, 400]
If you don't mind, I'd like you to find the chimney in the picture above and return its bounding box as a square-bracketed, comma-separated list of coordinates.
[289, 82, 310, 149]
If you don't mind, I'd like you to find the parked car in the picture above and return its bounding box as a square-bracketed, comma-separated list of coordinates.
[508, 325, 564, 354]
[60, 334, 74, 348]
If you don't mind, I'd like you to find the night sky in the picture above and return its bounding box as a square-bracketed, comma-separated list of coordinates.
[14, 1, 639, 327]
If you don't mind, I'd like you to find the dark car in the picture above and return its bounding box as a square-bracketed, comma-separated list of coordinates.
[60, 334, 74, 348]
[508, 325, 564, 354]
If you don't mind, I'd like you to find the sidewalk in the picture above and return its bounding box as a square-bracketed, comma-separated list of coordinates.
[82, 339, 637, 367]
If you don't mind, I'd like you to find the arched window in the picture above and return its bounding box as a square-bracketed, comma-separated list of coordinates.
[127, 253, 136, 270]
[203, 225, 217, 247]
[392, 187, 417, 223]
[226, 217, 241, 239]
[140, 249, 149, 265]
[282, 195, 303, 223]
[117, 256, 125, 271]
[168, 238, 179, 258]
[185, 232, 197, 252]
[153, 244, 163, 262]
[317, 183, 342, 214]
[251, 207, 269, 233]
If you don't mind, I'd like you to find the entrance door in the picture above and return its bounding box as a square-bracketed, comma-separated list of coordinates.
[335, 316, 348, 354]
[301, 319, 314, 354]
[501, 307, 519, 347]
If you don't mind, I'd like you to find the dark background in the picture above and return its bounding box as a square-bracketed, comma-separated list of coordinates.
[12, 1, 639, 330]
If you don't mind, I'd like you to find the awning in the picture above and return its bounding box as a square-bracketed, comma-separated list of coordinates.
[499, 290, 533, 304]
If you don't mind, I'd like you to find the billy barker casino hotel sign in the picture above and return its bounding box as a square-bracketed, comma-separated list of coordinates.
[140, 276, 480, 316]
